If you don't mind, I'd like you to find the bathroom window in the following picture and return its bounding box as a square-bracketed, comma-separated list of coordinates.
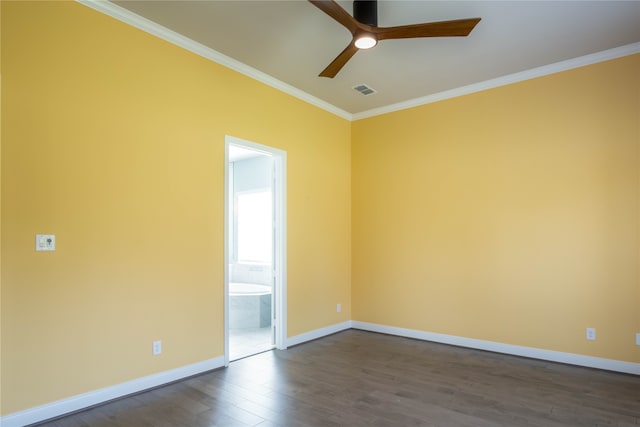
[236, 190, 272, 264]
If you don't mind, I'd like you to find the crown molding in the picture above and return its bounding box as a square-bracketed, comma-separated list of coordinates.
[353, 42, 640, 121]
[76, 1, 638, 122]
[76, 0, 353, 121]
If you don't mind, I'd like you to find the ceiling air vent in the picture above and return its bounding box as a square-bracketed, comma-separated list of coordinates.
[353, 83, 377, 96]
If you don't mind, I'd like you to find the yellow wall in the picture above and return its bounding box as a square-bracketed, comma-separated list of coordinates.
[352, 54, 640, 364]
[2, 0, 639, 419]
[0, 1, 351, 414]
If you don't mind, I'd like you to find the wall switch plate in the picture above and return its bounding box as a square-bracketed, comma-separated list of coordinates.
[336, 303, 341, 313]
[586, 328, 596, 341]
[152, 340, 162, 356]
[35, 234, 56, 251]
[636, 333, 640, 346]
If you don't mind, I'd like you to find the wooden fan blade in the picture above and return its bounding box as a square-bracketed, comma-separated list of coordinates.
[319, 43, 359, 78]
[376, 18, 481, 41]
[308, 0, 360, 35]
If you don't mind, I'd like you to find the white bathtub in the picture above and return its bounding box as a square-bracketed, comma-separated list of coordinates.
[229, 283, 272, 329]
[229, 282, 272, 296]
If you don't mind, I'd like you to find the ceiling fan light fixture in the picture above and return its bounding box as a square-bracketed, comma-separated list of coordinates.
[354, 34, 377, 49]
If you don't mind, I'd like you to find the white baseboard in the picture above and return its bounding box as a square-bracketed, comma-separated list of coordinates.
[0, 356, 225, 427]
[1, 322, 351, 427]
[352, 321, 640, 375]
[286, 320, 353, 348]
[4, 321, 637, 426]
[1, 321, 351, 427]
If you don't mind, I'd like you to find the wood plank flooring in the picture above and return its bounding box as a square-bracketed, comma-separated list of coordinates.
[34, 330, 640, 426]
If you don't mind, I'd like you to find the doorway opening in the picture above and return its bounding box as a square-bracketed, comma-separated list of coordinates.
[224, 136, 286, 364]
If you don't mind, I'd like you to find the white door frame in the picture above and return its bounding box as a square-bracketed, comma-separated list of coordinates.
[224, 135, 287, 366]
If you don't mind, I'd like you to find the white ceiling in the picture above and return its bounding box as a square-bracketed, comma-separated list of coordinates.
[106, 1, 640, 118]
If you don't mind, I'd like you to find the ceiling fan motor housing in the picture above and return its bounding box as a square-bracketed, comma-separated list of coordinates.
[353, 0, 377, 26]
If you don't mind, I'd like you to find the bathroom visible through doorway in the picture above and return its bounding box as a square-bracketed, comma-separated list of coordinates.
[224, 136, 286, 363]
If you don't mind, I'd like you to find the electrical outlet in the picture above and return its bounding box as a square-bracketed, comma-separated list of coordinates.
[152, 340, 162, 356]
[336, 303, 341, 313]
[636, 333, 640, 346]
[586, 328, 596, 341]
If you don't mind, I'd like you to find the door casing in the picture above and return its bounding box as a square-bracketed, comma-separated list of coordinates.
[224, 135, 287, 366]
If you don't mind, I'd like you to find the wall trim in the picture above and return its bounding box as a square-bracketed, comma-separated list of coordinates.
[76, 1, 639, 123]
[352, 41, 640, 120]
[3, 322, 637, 425]
[224, 135, 288, 365]
[75, 0, 352, 121]
[1, 321, 351, 426]
[352, 321, 640, 376]
[0, 357, 225, 427]
[286, 321, 353, 348]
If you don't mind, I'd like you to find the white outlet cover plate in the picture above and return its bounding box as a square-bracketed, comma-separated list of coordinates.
[36, 234, 56, 251]
[636, 333, 640, 346]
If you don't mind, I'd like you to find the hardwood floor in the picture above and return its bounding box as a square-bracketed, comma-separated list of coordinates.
[34, 330, 639, 427]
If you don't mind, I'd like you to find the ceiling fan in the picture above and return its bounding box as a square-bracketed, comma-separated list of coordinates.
[309, 0, 481, 78]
